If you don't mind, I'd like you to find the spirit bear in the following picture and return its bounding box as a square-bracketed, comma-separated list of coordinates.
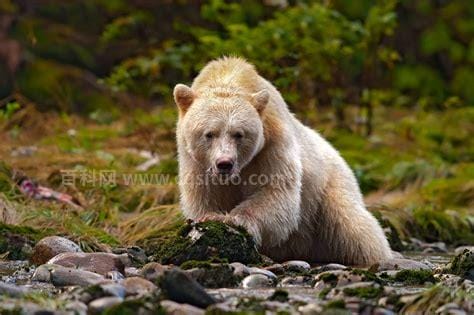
[174, 57, 392, 265]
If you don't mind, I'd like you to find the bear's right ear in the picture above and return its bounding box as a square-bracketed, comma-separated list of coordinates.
[173, 84, 195, 113]
[251, 89, 269, 114]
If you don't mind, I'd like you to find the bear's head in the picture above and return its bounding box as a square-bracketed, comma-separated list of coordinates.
[174, 83, 269, 176]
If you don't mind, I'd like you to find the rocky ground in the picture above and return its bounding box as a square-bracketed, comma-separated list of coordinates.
[0, 220, 473, 315]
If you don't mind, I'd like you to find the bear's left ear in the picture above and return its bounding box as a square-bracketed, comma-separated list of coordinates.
[173, 84, 195, 113]
[251, 89, 269, 114]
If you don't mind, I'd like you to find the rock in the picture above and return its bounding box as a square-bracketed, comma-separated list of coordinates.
[280, 275, 312, 286]
[121, 277, 157, 296]
[88, 296, 124, 313]
[76, 282, 126, 304]
[247, 267, 278, 280]
[30, 236, 82, 265]
[158, 268, 216, 308]
[420, 241, 448, 253]
[112, 246, 148, 265]
[443, 249, 474, 281]
[64, 301, 88, 315]
[32, 264, 105, 286]
[143, 221, 261, 265]
[185, 263, 239, 288]
[106, 271, 125, 281]
[282, 260, 311, 273]
[298, 303, 323, 314]
[0, 281, 28, 297]
[0, 222, 46, 260]
[160, 300, 205, 315]
[317, 263, 348, 272]
[264, 263, 285, 275]
[124, 267, 140, 277]
[435, 303, 467, 315]
[327, 281, 383, 300]
[455, 246, 474, 255]
[140, 262, 169, 281]
[241, 274, 275, 289]
[230, 262, 250, 277]
[373, 258, 432, 271]
[47, 252, 131, 276]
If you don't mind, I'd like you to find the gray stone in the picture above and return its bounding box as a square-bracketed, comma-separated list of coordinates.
[47, 252, 131, 276]
[317, 263, 348, 272]
[0, 281, 28, 297]
[140, 262, 169, 281]
[32, 264, 105, 287]
[241, 274, 275, 289]
[280, 275, 311, 286]
[106, 270, 125, 281]
[455, 246, 474, 255]
[264, 263, 285, 275]
[160, 300, 205, 315]
[64, 301, 88, 315]
[30, 236, 82, 265]
[282, 260, 311, 272]
[373, 258, 432, 271]
[88, 296, 123, 313]
[247, 267, 277, 280]
[158, 268, 216, 308]
[229, 262, 250, 277]
[121, 277, 157, 296]
[298, 303, 323, 314]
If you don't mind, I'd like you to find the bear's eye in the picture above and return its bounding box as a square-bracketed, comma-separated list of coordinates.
[205, 132, 214, 139]
[233, 132, 244, 139]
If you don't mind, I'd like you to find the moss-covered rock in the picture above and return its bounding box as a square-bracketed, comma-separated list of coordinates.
[0, 223, 52, 260]
[391, 269, 436, 285]
[141, 221, 261, 265]
[184, 263, 239, 288]
[444, 249, 474, 281]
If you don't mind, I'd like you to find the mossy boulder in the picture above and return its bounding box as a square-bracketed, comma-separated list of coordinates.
[444, 249, 474, 281]
[140, 221, 261, 265]
[391, 269, 436, 285]
[0, 223, 53, 260]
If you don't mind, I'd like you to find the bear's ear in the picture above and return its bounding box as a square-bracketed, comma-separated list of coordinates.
[173, 84, 195, 113]
[251, 89, 269, 114]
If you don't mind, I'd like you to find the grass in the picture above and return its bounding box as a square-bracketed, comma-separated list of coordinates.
[0, 102, 472, 251]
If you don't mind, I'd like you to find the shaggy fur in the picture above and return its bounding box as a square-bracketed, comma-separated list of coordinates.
[174, 57, 392, 265]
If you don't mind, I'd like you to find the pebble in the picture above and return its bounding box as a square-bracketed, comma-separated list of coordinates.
[160, 300, 205, 315]
[158, 268, 216, 308]
[298, 303, 323, 314]
[112, 246, 147, 265]
[140, 262, 168, 281]
[317, 263, 348, 272]
[241, 274, 275, 289]
[282, 260, 311, 272]
[326, 281, 379, 299]
[264, 263, 285, 275]
[32, 264, 105, 287]
[455, 246, 474, 255]
[279, 275, 311, 286]
[0, 281, 28, 297]
[124, 267, 140, 277]
[64, 301, 88, 315]
[230, 262, 250, 277]
[247, 267, 277, 280]
[88, 296, 123, 313]
[373, 258, 432, 271]
[106, 270, 125, 281]
[30, 236, 82, 265]
[121, 277, 157, 296]
[47, 252, 131, 276]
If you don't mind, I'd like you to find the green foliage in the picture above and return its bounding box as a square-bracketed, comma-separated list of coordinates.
[392, 269, 436, 285]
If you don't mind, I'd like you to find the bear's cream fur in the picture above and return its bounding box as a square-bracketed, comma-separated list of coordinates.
[174, 57, 392, 265]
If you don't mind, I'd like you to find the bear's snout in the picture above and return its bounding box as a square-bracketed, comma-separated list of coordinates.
[216, 157, 234, 174]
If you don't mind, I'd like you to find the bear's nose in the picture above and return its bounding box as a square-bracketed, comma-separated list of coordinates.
[216, 158, 234, 174]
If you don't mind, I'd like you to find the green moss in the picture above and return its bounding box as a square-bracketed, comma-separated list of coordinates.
[349, 269, 382, 283]
[319, 287, 332, 298]
[269, 289, 289, 302]
[103, 298, 165, 315]
[392, 269, 436, 285]
[143, 221, 261, 265]
[0, 223, 52, 260]
[319, 273, 339, 283]
[343, 286, 383, 299]
[325, 299, 346, 309]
